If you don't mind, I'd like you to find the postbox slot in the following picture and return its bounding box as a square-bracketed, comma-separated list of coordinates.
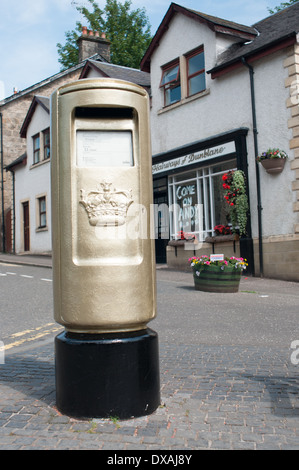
[75, 107, 134, 120]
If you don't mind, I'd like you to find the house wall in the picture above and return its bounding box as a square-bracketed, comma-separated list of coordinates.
[149, 14, 299, 280]
[0, 67, 82, 252]
[14, 105, 51, 254]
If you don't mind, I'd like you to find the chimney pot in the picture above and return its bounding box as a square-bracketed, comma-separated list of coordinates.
[101, 33, 106, 39]
[94, 31, 99, 37]
[88, 30, 94, 36]
[82, 26, 88, 35]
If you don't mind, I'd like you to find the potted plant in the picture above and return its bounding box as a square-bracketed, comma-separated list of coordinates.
[214, 224, 232, 236]
[189, 255, 248, 293]
[256, 148, 288, 174]
[222, 170, 249, 236]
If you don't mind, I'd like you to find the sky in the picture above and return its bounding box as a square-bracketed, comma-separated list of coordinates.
[0, 0, 284, 100]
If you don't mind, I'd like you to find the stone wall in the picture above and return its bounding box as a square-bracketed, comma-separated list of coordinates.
[285, 42, 299, 233]
[0, 67, 82, 251]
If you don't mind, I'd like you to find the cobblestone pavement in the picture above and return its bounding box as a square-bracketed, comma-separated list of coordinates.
[0, 257, 299, 450]
[1, 342, 299, 450]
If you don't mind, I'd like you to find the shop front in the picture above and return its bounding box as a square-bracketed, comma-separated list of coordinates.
[152, 128, 254, 274]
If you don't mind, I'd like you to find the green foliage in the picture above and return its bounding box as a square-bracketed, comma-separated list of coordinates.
[222, 170, 249, 236]
[57, 0, 152, 70]
[268, 0, 298, 14]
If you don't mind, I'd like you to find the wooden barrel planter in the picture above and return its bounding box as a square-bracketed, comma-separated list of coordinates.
[192, 265, 242, 293]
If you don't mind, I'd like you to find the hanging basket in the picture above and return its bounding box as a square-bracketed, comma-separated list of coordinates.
[192, 264, 242, 293]
[260, 158, 286, 174]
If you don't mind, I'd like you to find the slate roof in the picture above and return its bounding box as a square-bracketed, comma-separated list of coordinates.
[141, 2, 299, 74]
[80, 60, 151, 90]
[185, 8, 257, 37]
[209, 2, 299, 75]
[20, 96, 50, 138]
[140, 2, 258, 72]
[5, 153, 27, 172]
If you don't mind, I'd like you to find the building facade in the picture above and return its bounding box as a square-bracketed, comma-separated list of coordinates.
[4, 31, 150, 256]
[6, 97, 51, 254]
[140, 3, 299, 281]
[0, 28, 111, 253]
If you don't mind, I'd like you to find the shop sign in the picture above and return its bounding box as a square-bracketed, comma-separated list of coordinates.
[152, 141, 236, 175]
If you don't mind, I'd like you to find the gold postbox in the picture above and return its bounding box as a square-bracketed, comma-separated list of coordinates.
[51, 78, 156, 334]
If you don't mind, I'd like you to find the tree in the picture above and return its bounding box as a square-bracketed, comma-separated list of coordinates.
[268, 0, 299, 13]
[57, 0, 152, 70]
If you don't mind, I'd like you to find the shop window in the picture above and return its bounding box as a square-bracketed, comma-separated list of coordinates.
[186, 47, 206, 96]
[160, 60, 181, 106]
[168, 160, 237, 240]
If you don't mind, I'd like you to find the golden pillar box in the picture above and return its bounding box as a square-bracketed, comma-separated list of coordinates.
[51, 79, 160, 419]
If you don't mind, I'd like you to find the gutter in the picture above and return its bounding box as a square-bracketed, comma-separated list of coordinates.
[241, 57, 263, 277]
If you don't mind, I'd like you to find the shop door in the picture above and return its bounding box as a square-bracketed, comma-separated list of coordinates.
[154, 191, 169, 264]
[23, 202, 30, 252]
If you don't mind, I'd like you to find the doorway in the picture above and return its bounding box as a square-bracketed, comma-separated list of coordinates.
[153, 177, 169, 264]
[22, 201, 30, 252]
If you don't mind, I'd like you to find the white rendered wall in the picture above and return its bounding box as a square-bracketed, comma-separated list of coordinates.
[149, 14, 295, 239]
[14, 104, 51, 254]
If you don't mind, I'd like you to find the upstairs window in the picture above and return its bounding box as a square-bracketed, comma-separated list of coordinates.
[186, 47, 206, 97]
[160, 60, 181, 106]
[43, 128, 50, 160]
[33, 134, 40, 164]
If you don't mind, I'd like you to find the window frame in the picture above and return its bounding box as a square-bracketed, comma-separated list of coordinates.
[168, 160, 237, 240]
[159, 59, 181, 107]
[33, 134, 40, 164]
[185, 46, 206, 97]
[37, 195, 47, 229]
[43, 128, 50, 160]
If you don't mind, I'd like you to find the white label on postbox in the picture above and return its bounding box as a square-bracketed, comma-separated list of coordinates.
[210, 254, 224, 262]
[76, 130, 133, 167]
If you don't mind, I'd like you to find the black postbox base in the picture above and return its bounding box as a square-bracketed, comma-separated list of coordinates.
[55, 328, 160, 420]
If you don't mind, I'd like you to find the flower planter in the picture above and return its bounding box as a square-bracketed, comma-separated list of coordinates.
[192, 264, 242, 293]
[260, 158, 286, 174]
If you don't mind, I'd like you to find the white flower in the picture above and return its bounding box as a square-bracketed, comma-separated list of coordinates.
[196, 271, 200, 277]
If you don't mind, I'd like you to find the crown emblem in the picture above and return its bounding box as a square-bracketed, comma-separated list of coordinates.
[79, 182, 133, 226]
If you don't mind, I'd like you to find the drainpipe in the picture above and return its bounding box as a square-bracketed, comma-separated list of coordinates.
[0, 112, 5, 253]
[241, 57, 263, 277]
[11, 170, 15, 253]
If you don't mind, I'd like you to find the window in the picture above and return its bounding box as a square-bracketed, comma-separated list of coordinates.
[43, 128, 50, 160]
[33, 134, 40, 164]
[186, 47, 206, 96]
[168, 160, 237, 240]
[38, 196, 47, 228]
[160, 60, 181, 106]
[160, 46, 206, 107]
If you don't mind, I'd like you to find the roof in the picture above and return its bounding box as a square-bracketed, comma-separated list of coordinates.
[140, 2, 257, 72]
[20, 96, 50, 138]
[0, 53, 104, 106]
[208, 2, 299, 77]
[80, 59, 151, 89]
[5, 153, 27, 172]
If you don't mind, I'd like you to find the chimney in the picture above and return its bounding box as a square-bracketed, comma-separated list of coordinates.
[77, 26, 110, 62]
